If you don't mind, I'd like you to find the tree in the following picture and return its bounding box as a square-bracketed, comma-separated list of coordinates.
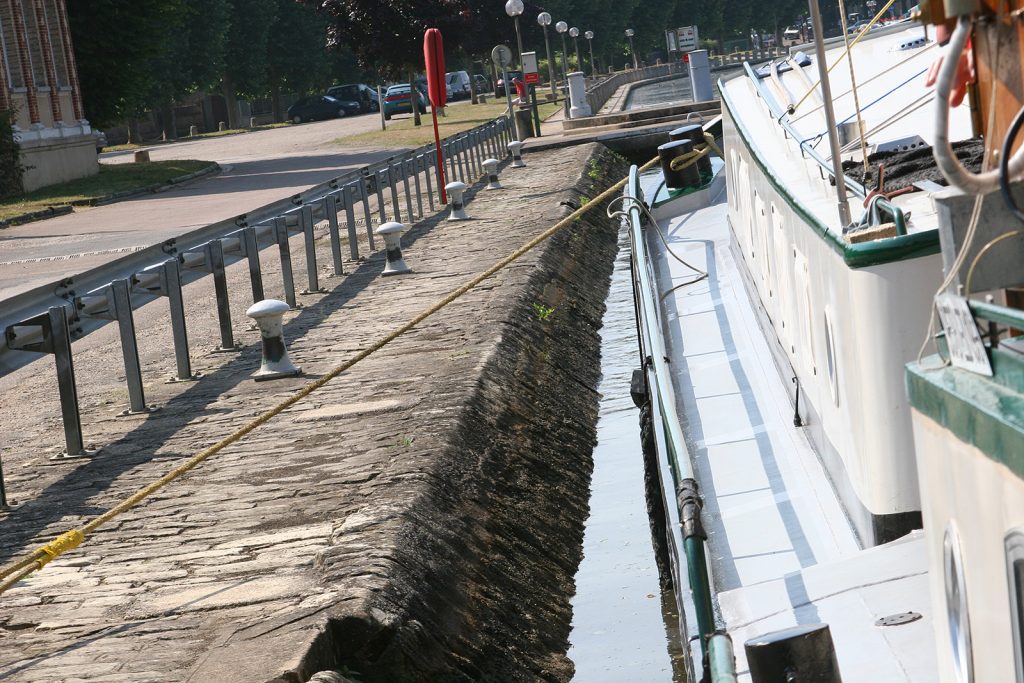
[266, 0, 334, 121]
[221, 0, 278, 128]
[67, 0, 182, 128]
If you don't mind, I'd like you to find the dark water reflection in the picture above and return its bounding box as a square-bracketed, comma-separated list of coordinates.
[568, 224, 686, 682]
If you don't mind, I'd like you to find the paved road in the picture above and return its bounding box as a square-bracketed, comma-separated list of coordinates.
[0, 108, 435, 302]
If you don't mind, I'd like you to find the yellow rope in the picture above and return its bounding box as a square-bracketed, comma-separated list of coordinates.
[837, 0, 871, 175]
[667, 135, 723, 173]
[0, 155, 664, 597]
[792, 0, 900, 113]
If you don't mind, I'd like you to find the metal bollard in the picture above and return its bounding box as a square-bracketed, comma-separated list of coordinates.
[375, 222, 412, 276]
[445, 181, 470, 220]
[483, 158, 503, 190]
[508, 140, 525, 168]
[245, 300, 302, 381]
[745, 623, 843, 683]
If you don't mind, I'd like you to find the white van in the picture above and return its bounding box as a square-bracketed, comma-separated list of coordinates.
[446, 71, 472, 100]
[782, 27, 802, 47]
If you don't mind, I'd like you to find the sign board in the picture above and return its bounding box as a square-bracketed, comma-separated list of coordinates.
[491, 44, 513, 69]
[935, 294, 993, 376]
[665, 29, 678, 53]
[677, 26, 699, 52]
[522, 51, 539, 85]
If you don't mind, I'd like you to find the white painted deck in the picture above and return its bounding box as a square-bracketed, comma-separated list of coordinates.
[644, 174, 937, 679]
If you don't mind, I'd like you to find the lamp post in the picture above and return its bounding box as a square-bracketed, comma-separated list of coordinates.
[585, 30, 595, 77]
[569, 27, 580, 71]
[625, 28, 638, 70]
[556, 21, 569, 84]
[538, 12, 557, 97]
[505, 0, 524, 69]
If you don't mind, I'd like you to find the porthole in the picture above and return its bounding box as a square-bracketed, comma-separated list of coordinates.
[944, 522, 974, 683]
[823, 307, 838, 406]
[1004, 530, 1024, 683]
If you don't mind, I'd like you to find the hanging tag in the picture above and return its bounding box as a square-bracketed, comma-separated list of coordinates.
[935, 294, 993, 376]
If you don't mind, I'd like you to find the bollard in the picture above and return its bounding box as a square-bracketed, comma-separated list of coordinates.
[134, 150, 150, 163]
[218, 121, 227, 131]
[245, 300, 302, 381]
[445, 181, 469, 220]
[375, 222, 412, 275]
[745, 624, 843, 683]
[483, 158, 502, 189]
[508, 140, 525, 168]
[189, 125, 198, 137]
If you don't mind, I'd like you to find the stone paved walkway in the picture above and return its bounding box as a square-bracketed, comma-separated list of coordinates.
[0, 142, 620, 682]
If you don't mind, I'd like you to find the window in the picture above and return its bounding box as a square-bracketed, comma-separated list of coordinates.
[44, 0, 67, 87]
[19, 0, 46, 87]
[0, 3, 23, 88]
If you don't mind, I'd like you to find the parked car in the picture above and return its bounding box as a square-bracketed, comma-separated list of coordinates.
[495, 70, 523, 97]
[473, 74, 490, 94]
[383, 84, 429, 120]
[94, 129, 107, 153]
[782, 27, 802, 46]
[413, 77, 452, 105]
[326, 83, 379, 113]
[287, 95, 361, 123]
[445, 71, 472, 100]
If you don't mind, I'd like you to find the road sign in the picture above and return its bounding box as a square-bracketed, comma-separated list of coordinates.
[491, 44, 513, 69]
[522, 51, 539, 85]
[677, 25, 699, 52]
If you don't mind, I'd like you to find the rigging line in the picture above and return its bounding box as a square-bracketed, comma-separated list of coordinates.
[837, 0, 871, 175]
[837, 92, 933, 154]
[791, 0, 901, 113]
[791, 42, 937, 124]
[835, 69, 928, 127]
[965, 230, 1022, 297]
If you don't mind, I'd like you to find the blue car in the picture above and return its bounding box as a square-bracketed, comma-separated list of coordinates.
[287, 95, 361, 124]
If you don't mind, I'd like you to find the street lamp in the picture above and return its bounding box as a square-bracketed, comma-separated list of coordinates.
[569, 27, 580, 72]
[585, 30, 595, 77]
[625, 28, 638, 70]
[538, 12, 557, 97]
[505, 0, 524, 69]
[556, 21, 569, 84]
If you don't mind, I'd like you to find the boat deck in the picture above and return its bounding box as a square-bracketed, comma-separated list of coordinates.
[643, 172, 937, 679]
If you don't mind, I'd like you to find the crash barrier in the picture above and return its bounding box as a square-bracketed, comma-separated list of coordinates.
[0, 114, 516, 506]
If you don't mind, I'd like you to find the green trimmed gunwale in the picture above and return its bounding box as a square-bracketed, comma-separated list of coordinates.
[717, 78, 941, 269]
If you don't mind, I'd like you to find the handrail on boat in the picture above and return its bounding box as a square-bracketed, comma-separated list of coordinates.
[625, 161, 734, 680]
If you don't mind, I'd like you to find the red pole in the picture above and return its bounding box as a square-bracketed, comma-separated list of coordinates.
[433, 108, 447, 204]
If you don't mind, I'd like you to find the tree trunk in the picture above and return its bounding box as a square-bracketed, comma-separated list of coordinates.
[222, 75, 239, 130]
[159, 101, 176, 141]
[271, 82, 283, 123]
[409, 70, 422, 127]
[127, 119, 142, 144]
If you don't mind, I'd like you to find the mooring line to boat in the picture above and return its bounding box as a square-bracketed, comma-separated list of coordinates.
[791, 0, 900, 114]
[836, 0, 871, 175]
[0, 155, 664, 597]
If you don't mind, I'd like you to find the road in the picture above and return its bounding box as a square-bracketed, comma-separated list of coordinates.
[0, 109, 412, 302]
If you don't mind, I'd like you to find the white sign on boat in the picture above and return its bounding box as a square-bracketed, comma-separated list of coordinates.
[935, 294, 993, 376]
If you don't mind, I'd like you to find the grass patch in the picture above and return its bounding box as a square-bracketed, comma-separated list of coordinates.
[334, 101, 562, 149]
[0, 159, 214, 221]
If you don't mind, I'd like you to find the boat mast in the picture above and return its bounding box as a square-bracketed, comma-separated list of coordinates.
[808, 0, 852, 227]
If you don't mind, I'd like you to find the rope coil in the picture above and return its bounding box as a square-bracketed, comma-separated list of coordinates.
[0, 154, 665, 597]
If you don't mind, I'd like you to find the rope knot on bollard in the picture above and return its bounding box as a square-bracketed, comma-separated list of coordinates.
[245, 300, 302, 381]
[483, 158, 503, 190]
[507, 140, 525, 168]
[375, 222, 412, 275]
[444, 181, 470, 221]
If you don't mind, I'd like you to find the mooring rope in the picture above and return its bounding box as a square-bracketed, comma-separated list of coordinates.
[0, 155, 663, 597]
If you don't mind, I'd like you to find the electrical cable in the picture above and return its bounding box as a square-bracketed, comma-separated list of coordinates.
[999, 104, 1024, 224]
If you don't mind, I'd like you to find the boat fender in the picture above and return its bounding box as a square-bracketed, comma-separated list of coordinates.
[677, 478, 706, 541]
[629, 368, 647, 409]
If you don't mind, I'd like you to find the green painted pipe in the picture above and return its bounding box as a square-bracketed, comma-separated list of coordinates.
[684, 535, 715, 642]
[708, 633, 739, 683]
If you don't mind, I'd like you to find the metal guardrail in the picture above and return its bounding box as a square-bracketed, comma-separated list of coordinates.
[626, 159, 735, 681]
[586, 64, 677, 114]
[0, 115, 514, 495]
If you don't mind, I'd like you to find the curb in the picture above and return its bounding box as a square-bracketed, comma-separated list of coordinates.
[0, 163, 221, 229]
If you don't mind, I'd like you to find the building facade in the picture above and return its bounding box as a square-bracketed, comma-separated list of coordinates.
[1, 0, 95, 192]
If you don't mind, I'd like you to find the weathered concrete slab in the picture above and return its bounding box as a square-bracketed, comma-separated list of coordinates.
[0, 143, 631, 682]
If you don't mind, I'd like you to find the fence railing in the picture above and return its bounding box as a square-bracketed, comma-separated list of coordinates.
[585, 64, 675, 114]
[0, 114, 515, 503]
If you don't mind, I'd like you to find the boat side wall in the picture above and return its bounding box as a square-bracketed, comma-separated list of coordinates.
[912, 409, 1021, 683]
[722, 101, 940, 544]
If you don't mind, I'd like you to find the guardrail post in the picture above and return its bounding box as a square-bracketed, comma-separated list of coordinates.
[0, 455, 8, 508]
[242, 227, 265, 303]
[412, 155, 424, 218]
[401, 159, 415, 223]
[343, 183, 360, 260]
[273, 216, 299, 309]
[422, 153, 435, 212]
[207, 240, 238, 351]
[323, 193, 344, 277]
[359, 169, 377, 250]
[134, 259, 197, 382]
[110, 279, 154, 415]
[299, 205, 324, 295]
[6, 306, 95, 458]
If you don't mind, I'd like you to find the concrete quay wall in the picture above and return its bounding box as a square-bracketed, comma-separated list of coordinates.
[0, 142, 631, 682]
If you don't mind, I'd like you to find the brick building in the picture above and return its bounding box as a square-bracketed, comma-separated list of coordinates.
[1, 0, 95, 192]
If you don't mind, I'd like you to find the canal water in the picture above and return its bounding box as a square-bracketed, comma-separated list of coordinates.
[624, 77, 693, 110]
[567, 224, 685, 682]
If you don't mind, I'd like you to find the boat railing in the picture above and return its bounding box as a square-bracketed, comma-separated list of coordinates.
[625, 163, 736, 680]
[742, 61, 868, 198]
